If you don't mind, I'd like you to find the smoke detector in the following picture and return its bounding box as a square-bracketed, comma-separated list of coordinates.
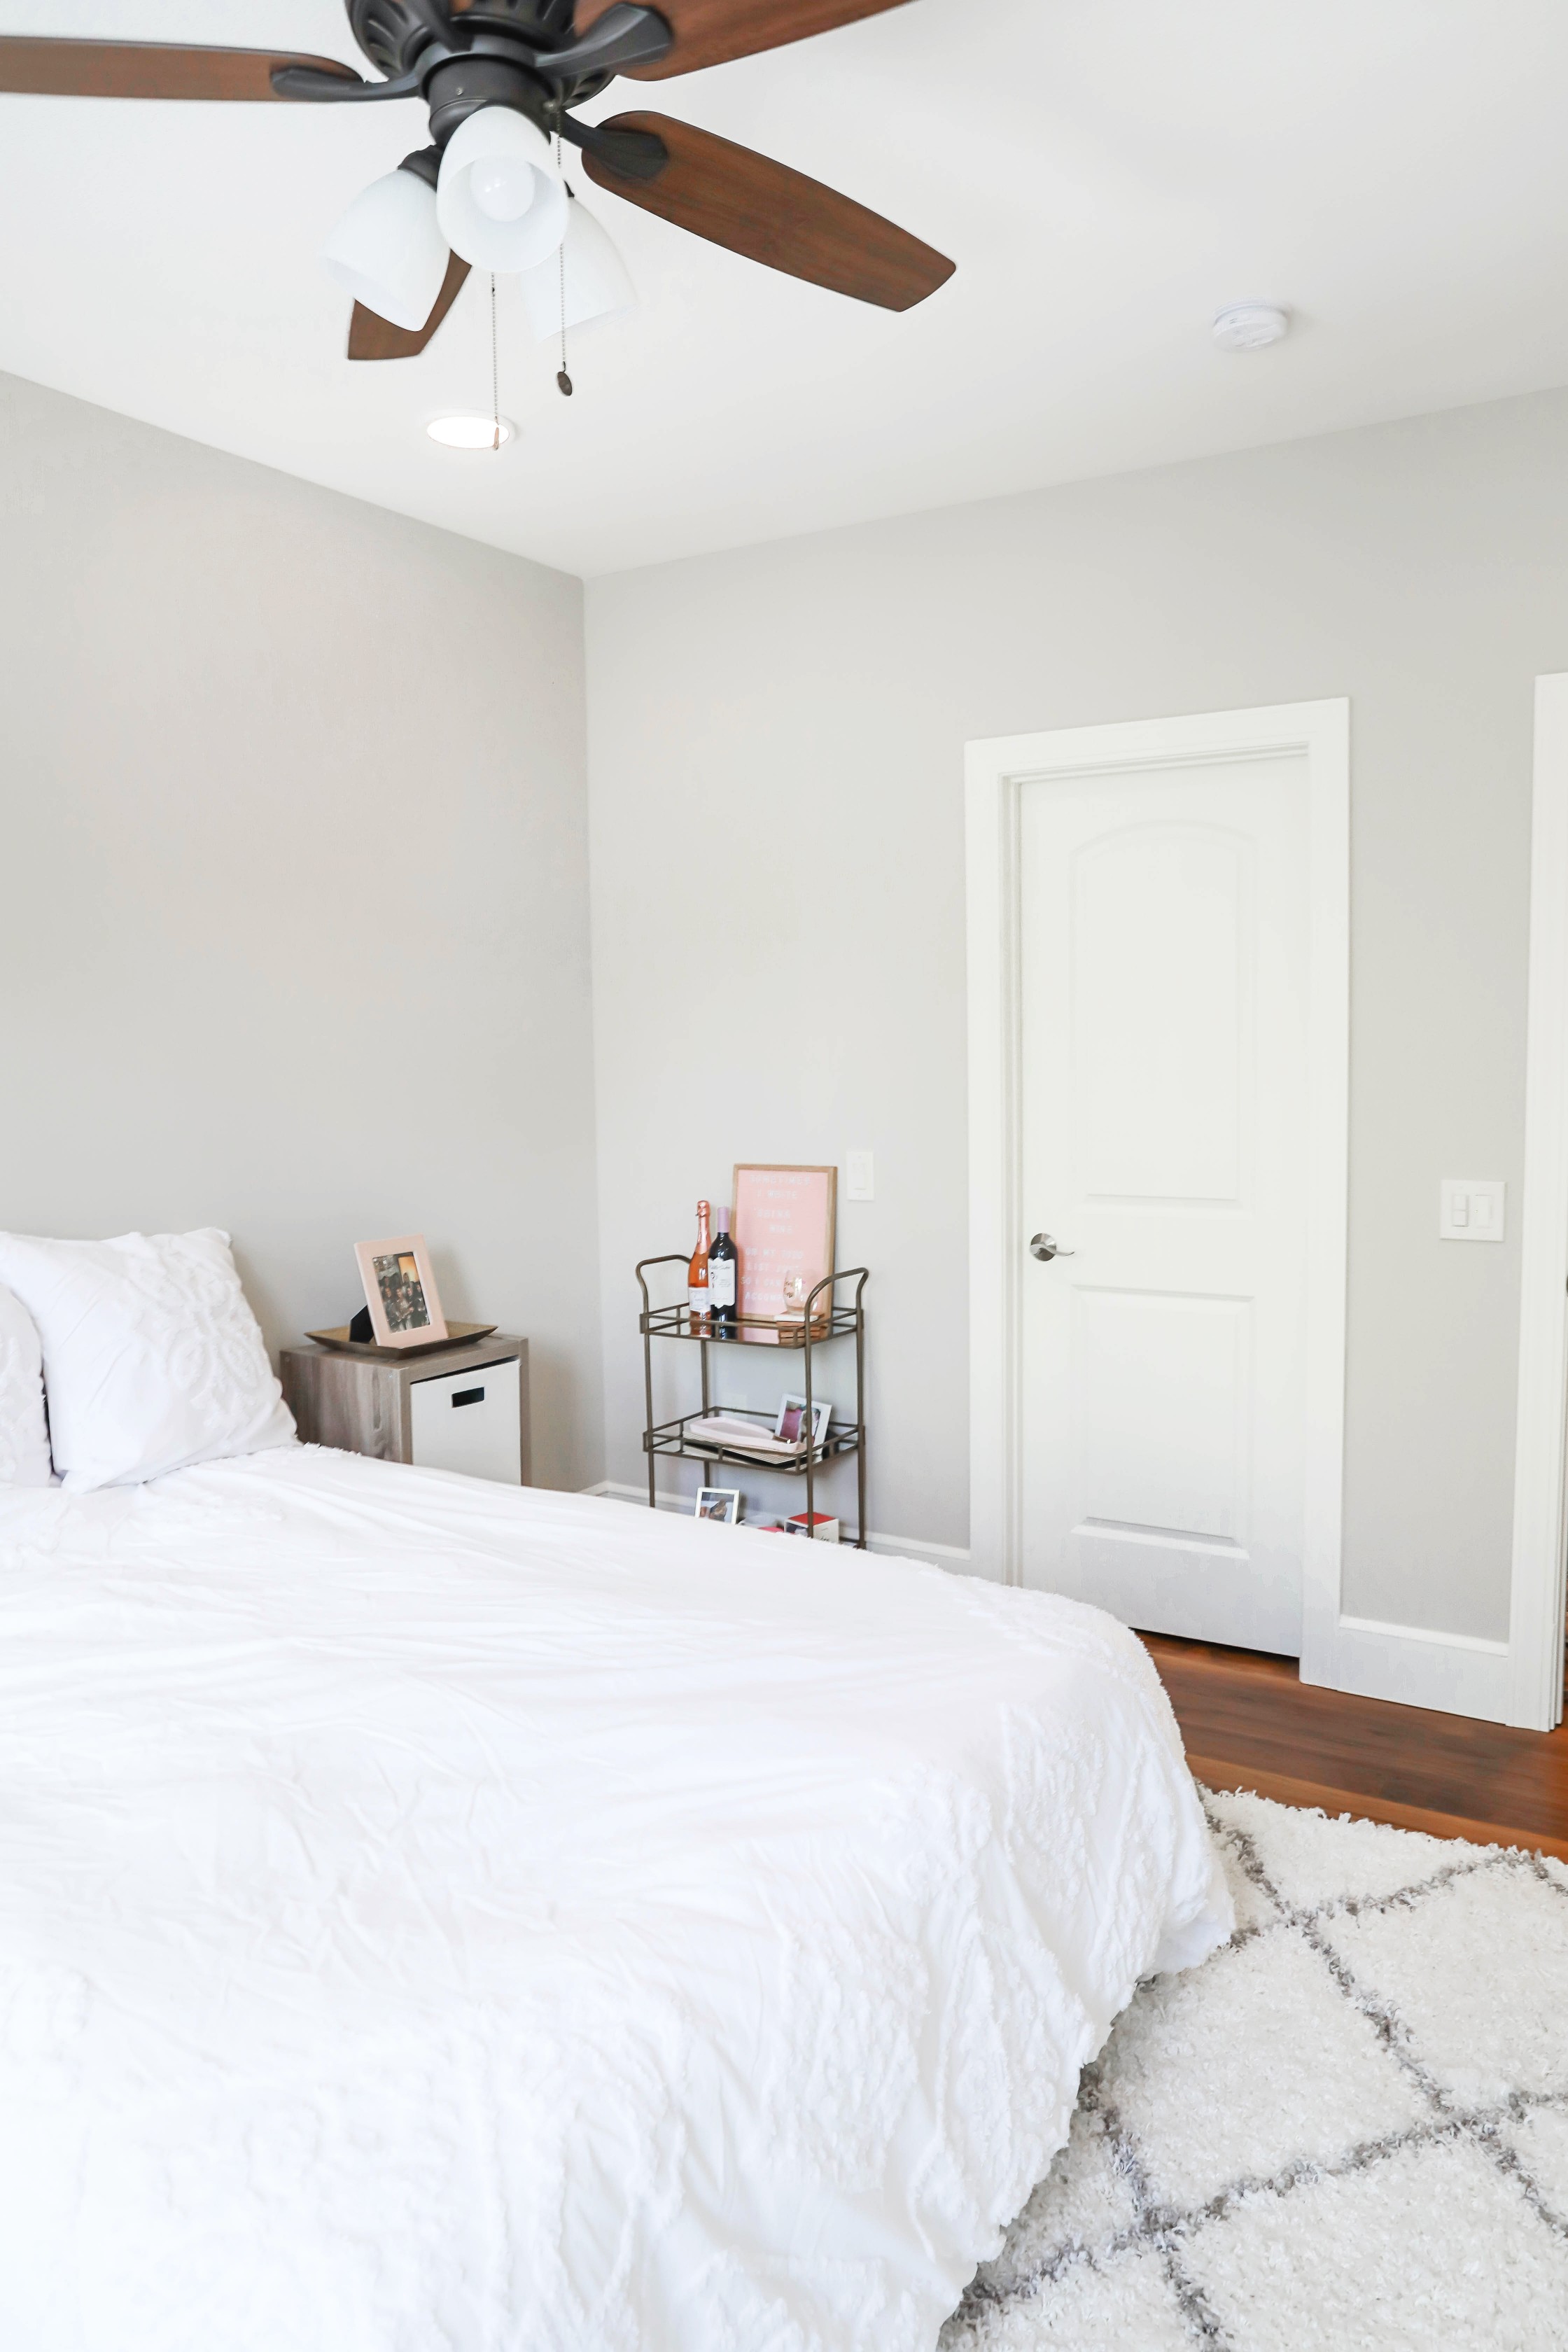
[1212, 302, 1290, 352]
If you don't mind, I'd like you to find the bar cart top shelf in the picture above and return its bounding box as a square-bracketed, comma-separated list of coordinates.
[638, 1300, 862, 1346]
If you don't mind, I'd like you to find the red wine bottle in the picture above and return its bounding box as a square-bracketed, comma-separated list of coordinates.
[708, 1205, 738, 1339]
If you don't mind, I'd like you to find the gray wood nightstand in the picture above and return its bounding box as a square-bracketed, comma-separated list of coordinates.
[280, 1335, 531, 1486]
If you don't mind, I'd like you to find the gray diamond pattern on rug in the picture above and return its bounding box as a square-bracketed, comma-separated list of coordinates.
[939, 1790, 1568, 2351]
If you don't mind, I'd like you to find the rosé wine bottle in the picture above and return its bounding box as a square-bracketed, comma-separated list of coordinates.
[687, 1200, 711, 1335]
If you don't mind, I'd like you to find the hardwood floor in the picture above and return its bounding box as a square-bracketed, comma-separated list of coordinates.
[1142, 1630, 1568, 1863]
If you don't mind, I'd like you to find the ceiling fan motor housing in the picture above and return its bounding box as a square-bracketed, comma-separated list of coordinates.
[347, 0, 628, 144]
[425, 52, 551, 144]
[349, 0, 573, 85]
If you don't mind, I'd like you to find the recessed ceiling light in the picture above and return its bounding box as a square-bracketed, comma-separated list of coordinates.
[1212, 302, 1290, 352]
[426, 413, 517, 450]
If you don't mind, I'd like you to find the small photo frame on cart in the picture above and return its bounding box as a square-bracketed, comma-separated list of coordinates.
[775, 1393, 832, 1453]
[353, 1233, 449, 1350]
[694, 1487, 741, 1525]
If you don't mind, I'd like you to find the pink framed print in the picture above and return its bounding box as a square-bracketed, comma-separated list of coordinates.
[353, 1233, 449, 1350]
[732, 1165, 837, 1342]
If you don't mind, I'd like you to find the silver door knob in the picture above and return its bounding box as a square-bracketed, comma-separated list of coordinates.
[1029, 1233, 1076, 1261]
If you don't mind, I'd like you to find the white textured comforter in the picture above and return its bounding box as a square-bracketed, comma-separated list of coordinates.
[0, 1446, 1229, 2351]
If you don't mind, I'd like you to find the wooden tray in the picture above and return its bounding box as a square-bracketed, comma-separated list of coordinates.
[304, 1320, 498, 1361]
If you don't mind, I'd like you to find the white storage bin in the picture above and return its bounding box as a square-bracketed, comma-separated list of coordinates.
[409, 1355, 522, 1484]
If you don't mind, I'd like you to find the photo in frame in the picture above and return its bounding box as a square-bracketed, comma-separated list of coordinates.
[694, 1487, 741, 1525]
[353, 1233, 449, 1350]
[732, 1165, 837, 1343]
[774, 1393, 832, 1453]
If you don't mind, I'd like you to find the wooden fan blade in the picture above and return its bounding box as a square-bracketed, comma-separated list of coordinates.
[0, 38, 362, 102]
[348, 253, 472, 361]
[573, 0, 913, 80]
[582, 113, 953, 311]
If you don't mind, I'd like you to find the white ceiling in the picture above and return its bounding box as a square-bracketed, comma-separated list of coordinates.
[4, 1, 1568, 575]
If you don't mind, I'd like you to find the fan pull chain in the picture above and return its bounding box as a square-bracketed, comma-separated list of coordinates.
[555, 129, 574, 398]
[490, 273, 501, 451]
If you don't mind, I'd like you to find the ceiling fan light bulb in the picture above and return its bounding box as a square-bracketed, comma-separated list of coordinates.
[437, 107, 566, 272]
[321, 165, 449, 333]
[470, 155, 536, 224]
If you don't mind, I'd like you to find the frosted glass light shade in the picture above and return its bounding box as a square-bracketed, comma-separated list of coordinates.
[437, 108, 567, 272]
[321, 166, 448, 332]
[516, 197, 636, 341]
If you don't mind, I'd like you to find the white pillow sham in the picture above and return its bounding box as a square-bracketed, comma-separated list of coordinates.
[0, 1229, 296, 1492]
[0, 1281, 54, 1486]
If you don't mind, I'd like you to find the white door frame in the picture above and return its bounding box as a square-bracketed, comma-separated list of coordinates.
[965, 700, 1350, 1680]
[1507, 673, 1568, 1732]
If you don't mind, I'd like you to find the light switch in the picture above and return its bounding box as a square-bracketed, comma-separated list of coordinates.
[846, 1150, 875, 1202]
[1439, 1180, 1505, 1242]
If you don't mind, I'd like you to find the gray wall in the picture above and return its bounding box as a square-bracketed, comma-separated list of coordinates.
[0, 372, 603, 1492]
[585, 387, 1568, 1640]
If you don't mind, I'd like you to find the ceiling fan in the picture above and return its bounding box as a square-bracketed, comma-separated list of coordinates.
[0, 1, 955, 363]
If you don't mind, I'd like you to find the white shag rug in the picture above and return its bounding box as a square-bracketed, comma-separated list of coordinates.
[939, 1788, 1568, 2351]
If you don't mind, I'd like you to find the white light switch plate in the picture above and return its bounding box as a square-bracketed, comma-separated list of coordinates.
[846, 1150, 874, 1202]
[1439, 1179, 1505, 1242]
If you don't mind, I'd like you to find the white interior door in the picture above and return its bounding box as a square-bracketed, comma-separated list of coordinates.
[1017, 752, 1311, 1651]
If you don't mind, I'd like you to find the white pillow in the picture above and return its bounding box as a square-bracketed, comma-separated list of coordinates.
[0, 1229, 296, 1492]
[0, 1282, 55, 1486]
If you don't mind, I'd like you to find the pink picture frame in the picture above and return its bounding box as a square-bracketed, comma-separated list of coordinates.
[732, 1165, 837, 1342]
[353, 1232, 449, 1350]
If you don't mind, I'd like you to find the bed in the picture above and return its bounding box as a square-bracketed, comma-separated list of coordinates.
[0, 1443, 1229, 2351]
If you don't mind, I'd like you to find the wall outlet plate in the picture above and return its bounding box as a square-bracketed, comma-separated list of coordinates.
[846, 1149, 874, 1201]
[1439, 1178, 1506, 1241]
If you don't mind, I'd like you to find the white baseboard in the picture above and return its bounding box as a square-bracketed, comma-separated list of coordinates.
[1307, 1614, 1511, 1724]
[581, 1478, 681, 1508]
[865, 1528, 975, 1569]
[581, 1481, 972, 1572]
